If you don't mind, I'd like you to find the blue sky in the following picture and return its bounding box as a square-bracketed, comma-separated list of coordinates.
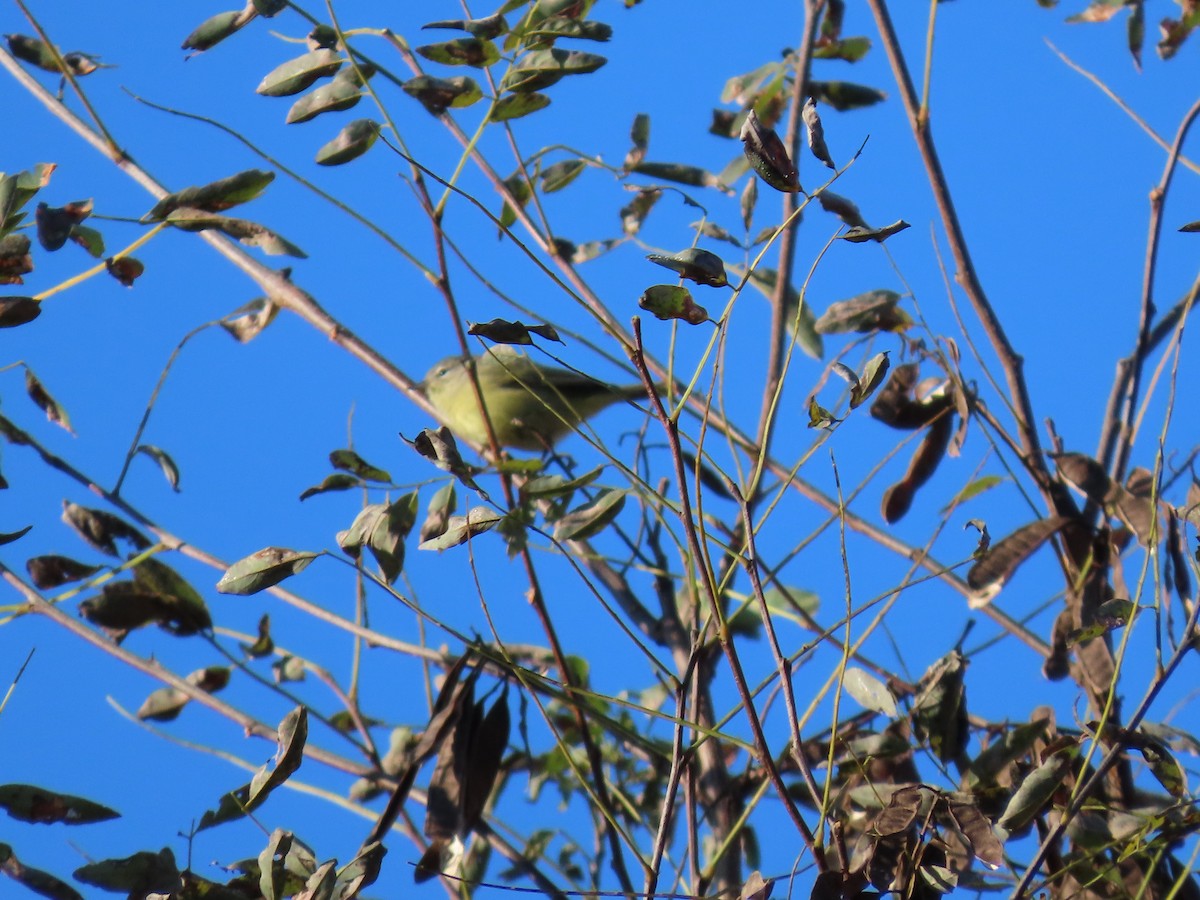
[2, 1, 1199, 897]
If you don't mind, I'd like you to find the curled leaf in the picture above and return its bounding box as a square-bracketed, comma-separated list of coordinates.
[967, 517, 1069, 593]
[646, 248, 728, 287]
[803, 97, 835, 169]
[638, 284, 709, 324]
[740, 109, 801, 193]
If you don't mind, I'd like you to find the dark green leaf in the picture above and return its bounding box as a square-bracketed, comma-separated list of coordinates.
[423, 14, 509, 40]
[540, 159, 586, 193]
[403, 75, 482, 113]
[552, 489, 626, 541]
[489, 92, 551, 121]
[256, 49, 343, 97]
[0, 784, 118, 825]
[500, 48, 606, 92]
[144, 170, 275, 221]
[416, 38, 500, 68]
[740, 109, 800, 193]
[809, 80, 886, 111]
[135, 444, 181, 491]
[315, 118, 381, 166]
[329, 449, 391, 482]
[646, 248, 728, 287]
[467, 318, 562, 345]
[0, 296, 40, 328]
[182, 11, 247, 54]
[838, 220, 910, 243]
[26, 555, 101, 589]
[638, 284, 709, 324]
[74, 848, 179, 894]
[298, 473, 360, 501]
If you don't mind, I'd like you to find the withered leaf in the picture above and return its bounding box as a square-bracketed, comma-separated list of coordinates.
[967, 516, 1069, 592]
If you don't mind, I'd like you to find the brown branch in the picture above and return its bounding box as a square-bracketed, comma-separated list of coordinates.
[1096, 97, 1200, 486]
[756, 0, 826, 462]
[632, 319, 827, 879]
[863, 0, 1063, 514]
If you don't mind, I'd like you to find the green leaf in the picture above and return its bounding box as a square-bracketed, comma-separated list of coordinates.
[632, 161, 726, 191]
[164, 209, 306, 257]
[298, 472, 360, 500]
[143, 170, 275, 221]
[336, 495, 418, 584]
[941, 475, 1005, 512]
[837, 220, 910, 243]
[416, 38, 501, 68]
[216, 548, 319, 595]
[69, 224, 105, 258]
[620, 187, 661, 235]
[182, 11, 247, 53]
[74, 848, 179, 894]
[638, 284, 709, 324]
[423, 13, 509, 40]
[842, 668, 897, 717]
[315, 118, 381, 166]
[522, 465, 604, 500]
[329, 449, 391, 482]
[419, 483, 457, 543]
[489, 92, 551, 121]
[552, 489, 626, 541]
[740, 109, 800, 193]
[285, 79, 362, 124]
[540, 159, 586, 193]
[500, 48, 607, 92]
[256, 49, 343, 96]
[418, 507, 504, 550]
[527, 18, 613, 41]
[403, 75, 483, 113]
[646, 248, 728, 287]
[135, 444, 181, 492]
[997, 747, 1076, 833]
[0, 784, 119, 825]
[813, 36, 871, 62]
[849, 351, 890, 409]
[0, 844, 82, 900]
[809, 80, 886, 111]
[137, 666, 230, 722]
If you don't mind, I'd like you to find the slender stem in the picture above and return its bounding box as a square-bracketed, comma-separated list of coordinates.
[864, 0, 1060, 513]
[755, 0, 824, 464]
[1096, 97, 1200, 486]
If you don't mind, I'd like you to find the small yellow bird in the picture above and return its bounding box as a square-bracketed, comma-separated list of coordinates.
[422, 346, 649, 451]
